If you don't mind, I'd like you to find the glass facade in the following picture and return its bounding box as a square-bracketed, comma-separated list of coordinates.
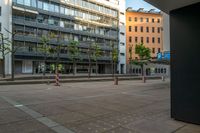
[12, 0, 120, 74]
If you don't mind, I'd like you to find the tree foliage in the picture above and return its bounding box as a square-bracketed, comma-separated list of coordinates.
[133, 43, 151, 76]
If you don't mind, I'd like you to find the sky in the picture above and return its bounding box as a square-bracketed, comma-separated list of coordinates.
[126, 0, 159, 11]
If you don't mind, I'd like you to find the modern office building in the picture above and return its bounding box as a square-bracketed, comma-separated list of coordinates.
[0, 0, 126, 75]
[125, 8, 169, 76]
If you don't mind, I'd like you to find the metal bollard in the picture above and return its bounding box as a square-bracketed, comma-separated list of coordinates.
[162, 76, 165, 81]
[142, 76, 146, 83]
[114, 76, 118, 85]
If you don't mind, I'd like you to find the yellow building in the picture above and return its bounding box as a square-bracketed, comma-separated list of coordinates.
[126, 8, 163, 64]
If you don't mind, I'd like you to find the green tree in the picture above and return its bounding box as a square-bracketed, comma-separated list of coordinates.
[68, 40, 80, 75]
[133, 43, 151, 82]
[38, 34, 52, 76]
[92, 43, 102, 75]
[112, 47, 118, 77]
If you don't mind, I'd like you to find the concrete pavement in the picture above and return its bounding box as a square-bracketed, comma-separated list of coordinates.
[0, 80, 199, 133]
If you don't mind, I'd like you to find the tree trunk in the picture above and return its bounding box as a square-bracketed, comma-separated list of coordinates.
[113, 61, 115, 77]
[88, 57, 91, 78]
[11, 52, 15, 81]
[2, 37, 5, 78]
[43, 58, 46, 76]
[73, 60, 75, 76]
[112, 61, 114, 77]
[141, 64, 146, 83]
[96, 61, 98, 75]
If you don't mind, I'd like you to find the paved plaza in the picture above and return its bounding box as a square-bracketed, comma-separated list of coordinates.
[0, 80, 200, 133]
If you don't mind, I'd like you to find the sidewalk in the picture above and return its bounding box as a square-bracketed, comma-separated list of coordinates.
[0, 74, 165, 85]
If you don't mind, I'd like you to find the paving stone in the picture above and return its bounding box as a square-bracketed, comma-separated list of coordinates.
[49, 110, 91, 124]
[0, 80, 200, 133]
[104, 126, 138, 133]
[64, 119, 114, 133]
[0, 108, 32, 125]
[0, 119, 55, 133]
[28, 102, 69, 116]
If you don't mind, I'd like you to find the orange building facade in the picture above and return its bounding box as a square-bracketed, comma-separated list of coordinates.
[126, 8, 163, 64]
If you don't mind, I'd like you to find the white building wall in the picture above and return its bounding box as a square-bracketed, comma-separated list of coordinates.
[118, 0, 126, 74]
[162, 12, 170, 52]
[0, 0, 12, 75]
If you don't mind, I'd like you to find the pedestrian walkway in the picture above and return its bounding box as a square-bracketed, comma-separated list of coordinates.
[0, 80, 199, 133]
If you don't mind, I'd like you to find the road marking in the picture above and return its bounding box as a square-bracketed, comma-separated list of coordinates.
[1, 96, 75, 133]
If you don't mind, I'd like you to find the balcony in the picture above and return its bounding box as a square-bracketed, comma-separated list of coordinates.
[13, 18, 117, 41]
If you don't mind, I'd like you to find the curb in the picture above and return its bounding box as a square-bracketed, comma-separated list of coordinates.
[0, 77, 162, 85]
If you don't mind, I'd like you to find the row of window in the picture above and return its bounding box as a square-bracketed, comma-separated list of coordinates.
[129, 37, 161, 44]
[14, 25, 118, 45]
[131, 68, 167, 74]
[129, 17, 160, 23]
[129, 26, 161, 33]
[13, 0, 118, 17]
[14, 41, 112, 57]
[13, 15, 118, 38]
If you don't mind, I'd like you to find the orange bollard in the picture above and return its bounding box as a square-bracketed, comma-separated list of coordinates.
[55, 72, 60, 86]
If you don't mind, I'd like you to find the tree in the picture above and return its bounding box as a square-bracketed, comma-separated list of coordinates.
[133, 43, 151, 82]
[91, 43, 102, 75]
[3, 29, 22, 81]
[111, 46, 118, 77]
[128, 44, 133, 74]
[38, 35, 52, 76]
[68, 40, 80, 75]
[0, 33, 6, 78]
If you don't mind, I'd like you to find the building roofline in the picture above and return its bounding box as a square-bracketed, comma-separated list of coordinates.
[126, 7, 161, 15]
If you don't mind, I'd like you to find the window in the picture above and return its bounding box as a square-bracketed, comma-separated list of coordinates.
[140, 17, 143, 22]
[152, 27, 155, 33]
[17, 0, 24, 5]
[140, 26, 143, 32]
[135, 26, 137, 32]
[158, 38, 161, 43]
[31, 0, 37, 7]
[129, 17, 132, 21]
[134, 17, 137, 22]
[146, 37, 149, 43]
[120, 22, 125, 25]
[129, 26, 132, 32]
[152, 48, 155, 53]
[158, 27, 160, 33]
[120, 42, 125, 46]
[24, 0, 31, 6]
[164, 68, 167, 73]
[120, 32, 125, 36]
[146, 18, 149, 22]
[38, 1, 43, 9]
[157, 19, 160, 23]
[120, 53, 125, 56]
[152, 18, 155, 23]
[152, 37, 155, 43]
[141, 37, 143, 43]
[129, 36, 132, 42]
[146, 27, 149, 32]
[158, 48, 161, 53]
[135, 37, 138, 43]
[120, 12, 124, 15]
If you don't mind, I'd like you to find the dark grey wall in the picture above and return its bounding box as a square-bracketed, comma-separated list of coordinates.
[170, 3, 200, 124]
